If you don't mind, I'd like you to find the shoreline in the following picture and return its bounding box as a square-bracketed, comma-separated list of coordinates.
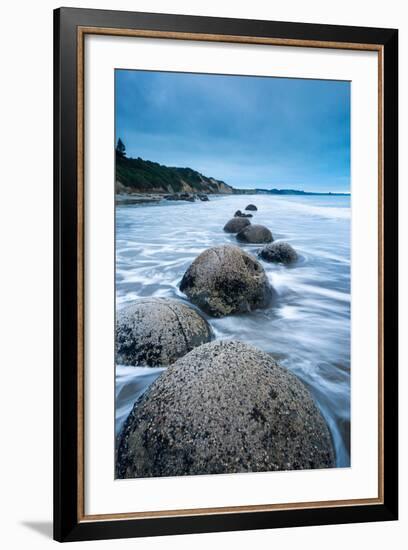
[115, 191, 230, 204]
[115, 190, 350, 205]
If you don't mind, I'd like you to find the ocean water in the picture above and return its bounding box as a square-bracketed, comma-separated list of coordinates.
[115, 194, 351, 467]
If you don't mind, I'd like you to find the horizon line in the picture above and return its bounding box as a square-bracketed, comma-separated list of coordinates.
[117, 151, 350, 195]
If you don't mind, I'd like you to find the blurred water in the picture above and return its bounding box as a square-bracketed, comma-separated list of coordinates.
[115, 194, 351, 467]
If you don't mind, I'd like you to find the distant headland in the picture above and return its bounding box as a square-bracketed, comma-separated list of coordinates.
[239, 188, 350, 196]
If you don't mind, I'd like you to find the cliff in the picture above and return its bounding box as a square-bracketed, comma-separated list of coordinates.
[116, 155, 234, 195]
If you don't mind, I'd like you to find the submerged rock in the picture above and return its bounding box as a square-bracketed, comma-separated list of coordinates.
[179, 245, 273, 317]
[116, 298, 212, 367]
[223, 217, 251, 233]
[198, 193, 209, 201]
[259, 242, 298, 264]
[179, 193, 195, 202]
[116, 340, 335, 478]
[236, 224, 273, 244]
[165, 193, 195, 202]
[245, 204, 258, 211]
[234, 210, 253, 218]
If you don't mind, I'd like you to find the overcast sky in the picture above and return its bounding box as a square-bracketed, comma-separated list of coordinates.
[115, 69, 350, 192]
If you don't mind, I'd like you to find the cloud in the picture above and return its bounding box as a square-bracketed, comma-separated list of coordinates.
[115, 69, 350, 192]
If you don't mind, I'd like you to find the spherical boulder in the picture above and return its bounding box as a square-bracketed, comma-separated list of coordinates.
[236, 224, 273, 244]
[245, 204, 258, 211]
[116, 340, 335, 478]
[179, 245, 273, 317]
[259, 241, 298, 264]
[116, 298, 212, 367]
[223, 217, 251, 233]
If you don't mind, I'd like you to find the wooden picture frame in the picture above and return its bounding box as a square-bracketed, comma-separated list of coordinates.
[54, 7, 398, 542]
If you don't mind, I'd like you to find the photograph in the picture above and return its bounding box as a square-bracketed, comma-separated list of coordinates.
[114, 69, 351, 479]
[50, 5, 398, 543]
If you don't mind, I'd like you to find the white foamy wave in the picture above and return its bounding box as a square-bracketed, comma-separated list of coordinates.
[273, 197, 350, 220]
[116, 365, 165, 435]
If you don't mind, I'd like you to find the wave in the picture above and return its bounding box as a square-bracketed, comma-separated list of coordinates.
[115, 193, 351, 466]
[272, 197, 350, 220]
[115, 365, 165, 435]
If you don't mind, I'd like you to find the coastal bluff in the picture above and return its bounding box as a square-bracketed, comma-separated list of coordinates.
[116, 154, 234, 195]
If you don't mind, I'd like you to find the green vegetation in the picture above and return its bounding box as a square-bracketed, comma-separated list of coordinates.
[115, 140, 232, 194]
[116, 138, 126, 159]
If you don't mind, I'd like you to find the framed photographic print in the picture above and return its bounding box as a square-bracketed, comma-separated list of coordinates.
[54, 7, 398, 542]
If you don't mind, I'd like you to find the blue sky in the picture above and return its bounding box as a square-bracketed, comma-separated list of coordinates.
[115, 70, 350, 192]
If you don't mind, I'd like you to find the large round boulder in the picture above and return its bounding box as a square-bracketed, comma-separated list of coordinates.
[245, 204, 258, 211]
[259, 241, 298, 264]
[223, 217, 251, 233]
[236, 224, 273, 244]
[179, 245, 273, 317]
[116, 340, 335, 478]
[116, 298, 212, 367]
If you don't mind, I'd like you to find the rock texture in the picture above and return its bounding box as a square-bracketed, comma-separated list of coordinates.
[116, 298, 212, 367]
[223, 217, 251, 233]
[245, 204, 258, 211]
[179, 245, 273, 317]
[259, 241, 298, 264]
[236, 224, 273, 244]
[116, 340, 335, 478]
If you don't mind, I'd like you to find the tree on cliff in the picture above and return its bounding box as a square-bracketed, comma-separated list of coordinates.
[116, 138, 126, 158]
